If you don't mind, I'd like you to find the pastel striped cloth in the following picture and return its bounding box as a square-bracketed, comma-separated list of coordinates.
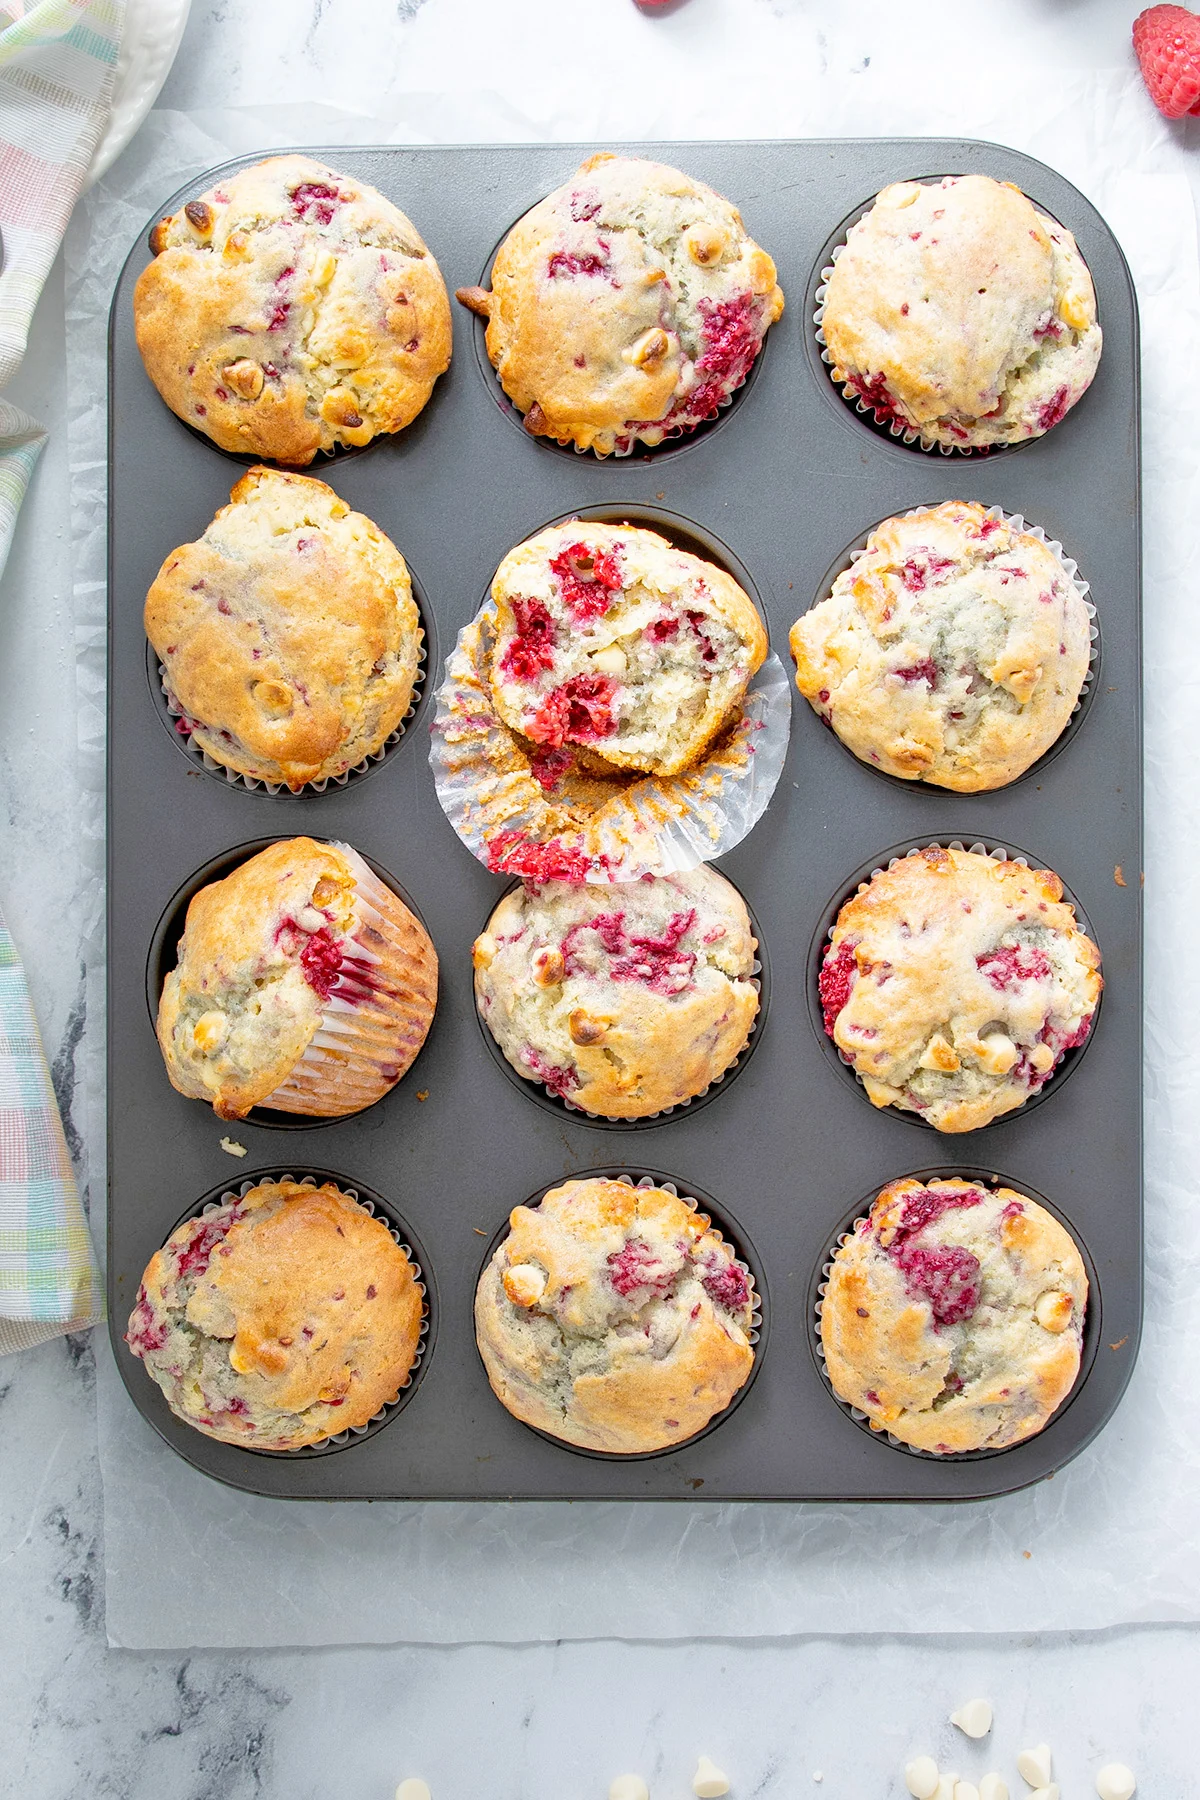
[0, 0, 121, 1349]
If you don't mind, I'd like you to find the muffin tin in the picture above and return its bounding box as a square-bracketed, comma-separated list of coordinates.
[107, 141, 1141, 1501]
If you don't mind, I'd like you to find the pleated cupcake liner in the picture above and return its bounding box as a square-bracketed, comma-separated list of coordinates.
[156, 636, 427, 795]
[261, 843, 436, 1119]
[816, 839, 1103, 1128]
[429, 596, 791, 883]
[192, 1173, 430, 1455]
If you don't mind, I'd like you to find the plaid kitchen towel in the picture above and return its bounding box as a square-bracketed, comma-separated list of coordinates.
[0, 0, 122, 1348]
[0, 910, 103, 1350]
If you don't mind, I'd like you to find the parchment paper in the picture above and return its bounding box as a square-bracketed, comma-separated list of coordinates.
[72, 73, 1200, 1647]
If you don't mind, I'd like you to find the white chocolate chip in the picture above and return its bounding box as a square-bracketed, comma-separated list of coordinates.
[591, 644, 628, 676]
[1095, 1766, 1136, 1800]
[906, 1758, 941, 1799]
[980, 1780, 1009, 1800]
[693, 1755, 730, 1798]
[955, 1785, 980, 1800]
[935, 1778, 960, 1800]
[503, 1263, 547, 1308]
[950, 1699, 993, 1739]
[1034, 1290, 1073, 1333]
[396, 1783, 431, 1800]
[1028, 1789, 1059, 1800]
[609, 1780, 649, 1800]
[219, 1136, 247, 1158]
[1017, 1746, 1053, 1788]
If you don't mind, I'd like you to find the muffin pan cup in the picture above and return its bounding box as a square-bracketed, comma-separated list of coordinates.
[107, 140, 1141, 1502]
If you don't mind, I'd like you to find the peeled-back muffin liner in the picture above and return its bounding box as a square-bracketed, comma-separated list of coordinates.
[476, 881, 767, 1126]
[811, 1179, 1090, 1460]
[481, 1171, 763, 1459]
[799, 504, 1099, 787]
[812, 183, 1096, 456]
[156, 633, 427, 796]
[261, 843, 436, 1118]
[429, 597, 791, 882]
[182, 1174, 430, 1454]
[814, 840, 1103, 1129]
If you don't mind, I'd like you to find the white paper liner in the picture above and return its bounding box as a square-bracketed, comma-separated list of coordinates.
[811, 1186, 1087, 1460]
[260, 843, 436, 1117]
[157, 636, 427, 795]
[429, 598, 791, 882]
[818, 839, 1102, 1125]
[812, 187, 1096, 456]
[800, 503, 1099, 786]
[180, 1173, 430, 1456]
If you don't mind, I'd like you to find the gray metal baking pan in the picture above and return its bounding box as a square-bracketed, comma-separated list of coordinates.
[106, 140, 1141, 1501]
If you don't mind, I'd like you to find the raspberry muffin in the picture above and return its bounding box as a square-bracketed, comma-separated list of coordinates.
[473, 867, 759, 1117]
[818, 846, 1102, 1132]
[134, 154, 451, 463]
[790, 502, 1092, 792]
[457, 152, 783, 455]
[475, 1176, 757, 1453]
[819, 1175, 1087, 1454]
[126, 1178, 424, 1450]
[489, 521, 767, 777]
[157, 838, 437, 1120]
[820, 175, 1102, 449]
[145, 466, 423, 789]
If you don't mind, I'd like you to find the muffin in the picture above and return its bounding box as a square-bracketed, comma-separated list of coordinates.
[134, 154, 451, 463]
[818, 845, 1102, 1132]
[473, 867, 759, 1117]
[125, 1178, 424, 1450]
[157, 838, 437, 1120]
[457, 152, 783, 455]
[145, 466, 423, 789]
[475, 1176, 756, 1453]
[819, 1175, 1087, 1454]
[820, 175, 1102, 449]
[790, 501, 1092, 791]
[489, 521, 768, 777]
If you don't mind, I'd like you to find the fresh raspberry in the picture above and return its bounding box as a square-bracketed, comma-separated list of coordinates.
[818, 939, 858, 1035]
[1133, 5, 1200, 117]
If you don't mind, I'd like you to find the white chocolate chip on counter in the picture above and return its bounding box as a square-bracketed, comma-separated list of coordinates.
[1095, 1765, 1136, 1800]
[979, 1779, 1009, 1800]
[905, 1756, 940, 1799]
[1017, 1746, 1053, 1788]
[950, 1699, 993, 1739]
[396, 1782, 431, 1800]
[954, 1784, 980, 1800]
[692, 1755, 730, 1798]
[609, 1778, 650, 1800]
[1027, 1788, 1059, 1800]
[935, 1777, 960, 1800]
[219, 1136, 247, 1157]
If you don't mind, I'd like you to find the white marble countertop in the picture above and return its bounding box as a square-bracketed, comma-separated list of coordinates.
[3, 1, 1200, 1793]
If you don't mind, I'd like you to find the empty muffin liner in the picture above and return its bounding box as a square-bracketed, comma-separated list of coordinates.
[812, 838, 1104, 1131]
[155, 633, 428, 796]
[165, 1171, 431, 1456]
[475, 875, 768, 1127]
[429, 597, 791, 882]
[811, 181, 1095, 457]
[810, 1171, 1094, 1460]
[260, 842, 437, 1118]
[797, 503, 1099, 790]
[478, 1169, 763, 1460]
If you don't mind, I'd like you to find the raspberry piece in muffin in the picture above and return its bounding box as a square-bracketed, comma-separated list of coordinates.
[790, 502, 1093, 792]
[473, 866, 759, 1118]
[134, 155, 451, 463]
[818, 845, 1101, 1133]
[821, 175, 1102, 449]
[820, 1176, 1087, 1453]
[489, 521, 767, 778]
[145, 466, 423, 790]
[126, 1179, 424, 1450]
[474, 1176, 757, 1453]
[457, 152, 783, 455]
